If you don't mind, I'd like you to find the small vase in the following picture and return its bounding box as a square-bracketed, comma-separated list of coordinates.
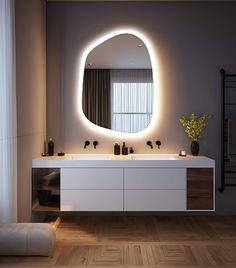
[191, 140, 199, 156]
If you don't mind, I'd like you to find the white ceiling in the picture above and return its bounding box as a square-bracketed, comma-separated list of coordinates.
[85, 34, 152, 69]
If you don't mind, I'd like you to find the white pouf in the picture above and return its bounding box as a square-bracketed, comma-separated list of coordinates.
[0, 223, 56, 256]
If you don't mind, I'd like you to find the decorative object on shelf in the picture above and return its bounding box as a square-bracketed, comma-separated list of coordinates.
[48, 137, 54, 156]
[190, 141, 199, 156]
[179, 150, 187, 157]
[179, 113, 211, 156]
[114, 142, 120, 155]
[122, 142, 128, 155]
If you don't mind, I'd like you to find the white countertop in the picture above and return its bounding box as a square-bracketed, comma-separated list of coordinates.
[32, 154, 215, 168]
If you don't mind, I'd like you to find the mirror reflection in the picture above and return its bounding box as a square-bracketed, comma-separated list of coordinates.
[82, 34, 153, 133]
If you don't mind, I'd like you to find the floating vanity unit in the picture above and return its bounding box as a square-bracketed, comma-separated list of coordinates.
[32, 154, 215, 212]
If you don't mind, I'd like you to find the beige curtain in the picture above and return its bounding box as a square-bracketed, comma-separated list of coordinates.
[0, 0, 17, 223]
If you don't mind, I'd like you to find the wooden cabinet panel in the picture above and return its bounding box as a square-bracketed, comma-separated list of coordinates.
[187, 168, 214, 210]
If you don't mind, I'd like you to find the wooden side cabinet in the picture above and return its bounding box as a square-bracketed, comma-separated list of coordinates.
[187, 168, 214, 210]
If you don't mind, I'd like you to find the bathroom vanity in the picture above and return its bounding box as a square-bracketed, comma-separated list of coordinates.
[32, 154, 215, 212]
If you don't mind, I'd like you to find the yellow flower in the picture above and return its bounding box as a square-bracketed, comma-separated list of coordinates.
[179, 113, 211, 141]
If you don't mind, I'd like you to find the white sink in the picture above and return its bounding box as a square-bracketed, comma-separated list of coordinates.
[131, 154, 177, 160]
[70, 154, 177, 161]
[71, 154, 112, 160]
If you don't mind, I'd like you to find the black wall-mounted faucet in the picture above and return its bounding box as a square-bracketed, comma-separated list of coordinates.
[84, 140, 90, 149]
[156, 140, 161, 149]
[146, 141, 153, 149]
[93, 141, 98, 149]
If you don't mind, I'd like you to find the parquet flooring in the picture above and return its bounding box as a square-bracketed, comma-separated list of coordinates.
[1, 216, 236, 267]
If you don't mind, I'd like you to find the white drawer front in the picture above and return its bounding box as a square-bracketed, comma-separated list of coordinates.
[124, 168, 186, 189]
[61, 190, 123, 211]
[124, 190, 186, 211]
[61, 168, 123, 189]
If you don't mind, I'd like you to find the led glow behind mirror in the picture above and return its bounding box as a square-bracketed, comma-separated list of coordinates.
[77, 28, 160, 138]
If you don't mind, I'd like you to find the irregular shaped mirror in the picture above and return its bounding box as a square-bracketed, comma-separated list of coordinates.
[82, 33, 153, 133]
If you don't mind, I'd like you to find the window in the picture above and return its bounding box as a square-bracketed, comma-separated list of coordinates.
[111, 69, 153, 133]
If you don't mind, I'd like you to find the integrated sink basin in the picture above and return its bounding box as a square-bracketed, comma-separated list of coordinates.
[71, 154, 112, 160]
[70, 154, 177, 161]
[131, 154, 177, 160]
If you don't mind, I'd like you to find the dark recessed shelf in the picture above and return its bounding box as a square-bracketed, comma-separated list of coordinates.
[32, 168, 60, 212]
[32, 202, 60, 212]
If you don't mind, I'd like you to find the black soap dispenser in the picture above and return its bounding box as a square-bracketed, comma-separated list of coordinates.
[48, 137, 54, 156]
[122, 142, 128, 155]
[114, 142, 120, 155]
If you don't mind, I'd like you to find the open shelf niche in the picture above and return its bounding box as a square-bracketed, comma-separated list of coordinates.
[32, 168, 60, 211]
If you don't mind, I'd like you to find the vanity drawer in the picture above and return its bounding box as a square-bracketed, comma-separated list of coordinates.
[124, 190, 186, 211]
[124, 168, 186, 189]
[61, 168, 123, 189]
[61, 190, 123, 211]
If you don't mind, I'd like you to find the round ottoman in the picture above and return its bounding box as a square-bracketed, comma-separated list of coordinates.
[0, 223, 56, 256]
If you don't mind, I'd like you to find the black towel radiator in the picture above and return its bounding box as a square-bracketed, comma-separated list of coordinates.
[219, 69, 236, 192]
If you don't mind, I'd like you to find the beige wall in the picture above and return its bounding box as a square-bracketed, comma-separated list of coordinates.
[47, 2, 236, 214]
[15, 0, 46, 222]
[13, 1, 236, 218]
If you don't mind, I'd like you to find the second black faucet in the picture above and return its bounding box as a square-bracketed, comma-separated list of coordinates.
[146, 140, 162, 149]
[84, 140, 99, 149]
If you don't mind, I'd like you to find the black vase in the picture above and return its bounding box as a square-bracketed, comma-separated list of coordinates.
[191, 140, 199, 156]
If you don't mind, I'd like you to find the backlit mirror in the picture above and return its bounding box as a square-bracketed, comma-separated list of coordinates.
[82, 33, 153, 133]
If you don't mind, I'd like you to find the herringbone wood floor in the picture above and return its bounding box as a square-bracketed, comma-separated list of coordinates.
[1, 216, 236, 267]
